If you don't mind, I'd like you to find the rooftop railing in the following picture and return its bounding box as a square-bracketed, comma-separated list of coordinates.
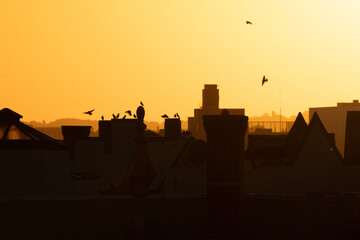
[248, 121, 294, 134]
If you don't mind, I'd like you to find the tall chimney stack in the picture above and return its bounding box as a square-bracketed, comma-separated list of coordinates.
[203, 109, 248, 238]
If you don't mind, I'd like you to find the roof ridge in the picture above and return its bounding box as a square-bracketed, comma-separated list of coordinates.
[297, 111, 343, 161]
[281, 112, 308, 159]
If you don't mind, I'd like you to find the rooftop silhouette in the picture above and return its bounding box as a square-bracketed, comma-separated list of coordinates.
[1, 95, 360, 238]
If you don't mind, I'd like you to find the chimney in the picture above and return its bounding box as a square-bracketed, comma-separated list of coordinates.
[165, 118, 181, 138]
[203, 110, 248, 238]
[99, 120, 112, 153]
[109, 119, 138, 157]
[61, 126, 91, 144]
[344, 111, 360, 162]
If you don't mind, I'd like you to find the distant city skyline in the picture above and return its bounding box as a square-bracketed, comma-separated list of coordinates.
[1, 1, 360, 122]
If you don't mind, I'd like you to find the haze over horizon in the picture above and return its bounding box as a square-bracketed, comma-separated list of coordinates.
[1, 1, 360, 123]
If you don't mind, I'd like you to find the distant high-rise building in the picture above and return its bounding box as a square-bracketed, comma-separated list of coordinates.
[202, 84, 219, 110]
[309, 100, 360, 156]
[188, 84, 245, 140]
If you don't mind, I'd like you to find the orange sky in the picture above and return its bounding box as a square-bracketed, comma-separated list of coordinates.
[1, 1, 360, 123]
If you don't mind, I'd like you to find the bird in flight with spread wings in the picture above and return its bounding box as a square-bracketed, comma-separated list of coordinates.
[83, 109, 95, 116]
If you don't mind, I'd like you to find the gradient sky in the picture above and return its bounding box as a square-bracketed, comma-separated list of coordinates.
[1, 0, 360, 123]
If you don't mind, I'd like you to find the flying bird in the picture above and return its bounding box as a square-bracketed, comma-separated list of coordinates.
[140, 101, 144, 106]
[83, 109, 95, 116]
[125, 110, 132, 116]
[101, 115, 104, 121]
[262, 75, 268, 86]
[161, 114, 169, 119]
[246, 21, 252, 25]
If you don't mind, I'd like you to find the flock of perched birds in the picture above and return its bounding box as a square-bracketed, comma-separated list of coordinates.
[83, 21, 267, 121]
[83, 101, 181, 121]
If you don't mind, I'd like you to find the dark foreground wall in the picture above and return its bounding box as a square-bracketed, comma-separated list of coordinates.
[0, 198, 206, 240]
[243, 196, 360, 240]
[1, 196, 360, 239]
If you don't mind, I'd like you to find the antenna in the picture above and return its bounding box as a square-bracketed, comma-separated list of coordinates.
[279, 78, 282, 133]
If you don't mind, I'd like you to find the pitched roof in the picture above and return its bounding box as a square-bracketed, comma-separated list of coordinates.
[0, 108, 22, 124]
[247, 112, 344, 168]
[281, 112, 308, 159]
[0, 108, 56, 142]
[297, 111, 342, 160]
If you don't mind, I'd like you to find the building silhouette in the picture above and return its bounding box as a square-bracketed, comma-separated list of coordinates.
[203, 110, 248, 238]
[188, 84, 245, 140]
[3, 105, 360, 238]
[309, 99, 360, 156]
[245, 111, 360, 195]
[344, 111, 360, 163]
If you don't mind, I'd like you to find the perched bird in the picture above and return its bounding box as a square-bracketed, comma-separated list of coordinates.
[116, 113, 120, 119]
[83, 109, 95, 116]
[182, 130, 192, 136]
[161, 114, 169, 119]
[262, 75, 268, 86]
[122, 115, 126, 119]
[175, 113, 180, 118]
[246, 21, 252, 25]
[101, 115, 104, 121]
[112, 114, 116, 119]
[174, 114, 177, 118]
[140, 101, 144, 106]
[125, 110, 132, 116]
[133, 114, 137, 118]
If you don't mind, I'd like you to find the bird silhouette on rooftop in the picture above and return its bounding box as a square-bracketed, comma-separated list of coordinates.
[125, 110, 132, 116]
[116, 113, 120, 119]
[182, 130, 192, 136]
[161, 114, 169, 119]
[112, 114, 116, 119]
[83, 109, 95, 116]
[122, 115, 126, 119]
[262, 75, 268, 86]
[101, 115, 104, 121]
[140, 101, 144, 106]
[246, 21, 252, 25]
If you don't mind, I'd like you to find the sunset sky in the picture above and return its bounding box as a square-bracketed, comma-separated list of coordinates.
[1, 0, 360, 123]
